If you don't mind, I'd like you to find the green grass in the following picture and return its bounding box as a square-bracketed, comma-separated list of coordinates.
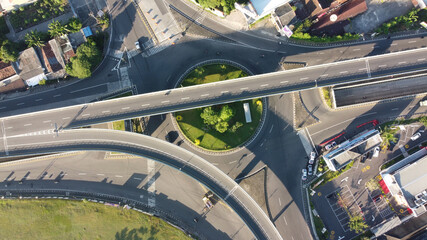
[320, 161, 354, 185]
[313, 215, 329, 240]
[0, 199, 190, 239]
[176, 64, 263, 150]
[112, 120, 125, 131]
[322, 87, 333, 108]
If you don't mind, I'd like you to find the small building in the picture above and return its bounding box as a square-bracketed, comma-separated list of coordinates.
[271, 3, 297, 36]
[56, 35, 76, 63]
[12, 47, 46, 86]
[0, 0, 36, 12]
[323, 129, 382, 171]
[0, 60, 26, 94]
[243, 102, 252, 123]
[235, 0, 291, 23]
[41, 39, 66, 80]
[68, 31, 86, 50]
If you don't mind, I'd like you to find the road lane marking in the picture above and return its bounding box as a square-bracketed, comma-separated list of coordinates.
[78, 173, 87, 175]
[17, 103, 24, 106]
[279, 198, 281, 206]
[359, 68, 366, 71]
[201, 94, 209, 97]
[229, 160, 237, 164]
[69, 83, 107, 94]
[312, 112, 377, 135]
[121, 107, 130, 110]
[391, 43, 398, 46]
[392, 108, 399, 111]
[62, 117, 70, 120]
[340, 71, 348, 74]
[398, 61, 407, 64]
[224, 185, 238, 200]
[53, 94, 61, 97]
[115, 175, 123, 178]
[320, 74, 328, 77]
[181, 97, 190, 100]
[6, 127, 13, 129]
[269, 125, 274, 133]
[378, 64, 387, 67]
[283, 216, 288, 225]
[43, 120, 51, 123]
[408, 40, 417, 43]
[0, 106, 5, 109]
[35, 99, 43, 102]
[102, 110, 110, 113]
[418, 58, 426, 61]
[260, 84, 269, 87]
[97, 173, 105, 176]
[133, 177, 142, 180]
[280, 81, 288, 83]
[82, 114, 90, 117]
[161, 100, 170, 104]
[300, 77, 308, 80]
[141, 104, 150, 107]
[365, 59, 371, 78]
[24, 123, 32, 126]
[353, 48, 361, 51]
[221, 90, 229, 93]
[240, 87, 249, 90]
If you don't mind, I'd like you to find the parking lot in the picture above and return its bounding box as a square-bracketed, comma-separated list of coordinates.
[326, 185, 361, 232]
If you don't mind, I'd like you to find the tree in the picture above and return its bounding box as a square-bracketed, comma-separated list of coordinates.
[215, 121, 229, 133]
[0, 40, 19, 63]
[25, 30, 45, 48]
[349, 215, 368, 233]
[66, 57, 91, 79]
[420, 116, 427, 127]
[65, 41, 102, 79]
[67, 17, 82, 33]
[48, 20, 69, 38]
[219, 105, 234, 122]
[365, 178, 380, 192]
[381, 128, 398, 149]
[200, 107, 219, 126]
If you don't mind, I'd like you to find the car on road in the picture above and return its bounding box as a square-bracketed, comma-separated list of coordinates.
[411, 132, 422, 141]
[373, 146, 380, 158]
[325, 142, 337, 151]
[135, 41, 141, 50]
[307, 165, 313, 175]
[309, 151, 316, 164]
[302, 169, 307, 181]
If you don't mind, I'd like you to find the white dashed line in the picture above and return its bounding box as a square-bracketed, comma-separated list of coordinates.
[78, 173, 87, 175]
[53, 94, 61, 97]
[320, 74, 329, 77]
[181, 97, 190, 100]
[408, 40, 417, 43]
[392, 108, 399, 111]
[398, 61, 407, 65]
[161, 100, 170, 104]
[6, 126, 13, 129]
[82, 114, 90, 117]
[102, 110, 110, 113]
[300, 77, 308, 80]
[0, 106, 5, 109]
[121, 107, 130, 110]
[97, 173, 105, 176]
[283, 216, 288, 225]
[133, 177, 143, 180]
[115, 175, 123, 178]
[201, 94, 209, 97]
[229, 160, 237, 164]
[378, 64, 387, 68]
[279, 198, 281, 206]
[280, 81, 289, 83]
[417, 58, 426, 61]
[340, 71, 348, 74]
[35, 99, 43, 102]
[260, 84, 269, 87]
[359, 68, 367, 71]
[43, 120, 51, 123]
[62, 117, 70, 120]
[141, 104, 150, 107]
[240, 87, 249, 90]
[221, 90, 229, 94]
[17, 103, 24, 106]
[24, 123, 32, 127]
[391, 43, 398, 46]
[353, 48, 361, 51]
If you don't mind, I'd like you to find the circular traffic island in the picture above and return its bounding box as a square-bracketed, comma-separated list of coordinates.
[174, 63, 265, 151]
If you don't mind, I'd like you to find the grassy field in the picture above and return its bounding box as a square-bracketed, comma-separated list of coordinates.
[113, 120, 125, 131]
[176, 64, 263, 150]
[0, 199, 190, 239]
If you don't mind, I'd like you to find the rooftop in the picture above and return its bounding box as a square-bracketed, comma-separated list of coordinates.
[0, 61, 16, 81]
[251, 0, 290, 17]
[12, 47, 44, 81]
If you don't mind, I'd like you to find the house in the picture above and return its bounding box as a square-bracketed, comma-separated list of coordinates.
[372, 148, 427, 239]
[12, 47, 46, 86]
[0, 0, 36, 12]
[0, 61, 26, 94]
[68, 30, 87, 50]
[310, 0, 368, 35]
[271, 3, 297, 36]
[41, 39, 66, 80]
[323, 129, 382, 171]
[235, 0, 291, 23]
[56, 35, 76, 63]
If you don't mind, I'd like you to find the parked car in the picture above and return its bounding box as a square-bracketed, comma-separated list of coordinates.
[307, 165, 313, 175]
[302, 169, 307, 181]
[373, 146, 380, 158]
[309, 151, 316, 164]
[135, 41, 141, 50]
[411, 132, 422, 141]
[325, 142, 337, 151]
[373, 194, 382, 203]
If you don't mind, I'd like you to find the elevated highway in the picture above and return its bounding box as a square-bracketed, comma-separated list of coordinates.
[0, 129, 282, 240]
[2, 47, 427, 138]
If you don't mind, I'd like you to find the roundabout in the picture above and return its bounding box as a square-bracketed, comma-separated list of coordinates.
[173, 62, 266, 151]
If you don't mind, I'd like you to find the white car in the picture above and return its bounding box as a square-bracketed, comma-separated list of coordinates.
[373, 146, 380, 158]
[309, 151, 316, 164]
[302, 169, 307, 181]
[411, 132, 421, 141]
[325, 142, 337, 151]
[135, 41, 141, 50]
[308, 165, 313, 175]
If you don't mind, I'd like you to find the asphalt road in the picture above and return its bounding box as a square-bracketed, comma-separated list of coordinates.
[0, 128, 282, 240]
[0, 151, 254, 239]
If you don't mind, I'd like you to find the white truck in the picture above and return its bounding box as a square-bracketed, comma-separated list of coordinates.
[420, 100, 427, 107]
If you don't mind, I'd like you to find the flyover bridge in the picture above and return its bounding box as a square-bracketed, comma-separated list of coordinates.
[2, 47, 427, 138]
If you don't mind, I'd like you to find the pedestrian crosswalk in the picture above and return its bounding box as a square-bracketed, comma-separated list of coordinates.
[142, 41, 171, 57]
